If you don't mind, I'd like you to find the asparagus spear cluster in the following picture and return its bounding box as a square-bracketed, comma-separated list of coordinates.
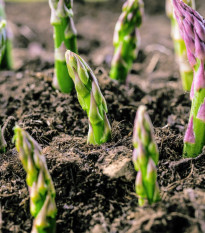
[166, 0, 195, 91]
[0, 0, 12, 69]
[49, 0, 77, 93]
[110, 0, 144, 83]
[173, 0, 205, 157]
[14, 126, 57, 233]
[132, 106, 160, 206]
[65, 50, 111, 145]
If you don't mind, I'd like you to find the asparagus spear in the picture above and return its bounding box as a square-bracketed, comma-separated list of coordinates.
[65, 50, 111, 145]
[14, 126, 57, 233]
[110, 0, 143, 83]
[132, 106, 160, 206]
[166, 0, 195, 91]
[0, 19, 6, 64]
[0, 0, 12, 69]
[173, 0, 205, 157]
[49, 0, 77, 93]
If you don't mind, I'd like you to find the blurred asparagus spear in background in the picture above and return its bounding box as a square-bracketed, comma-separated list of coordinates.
[49, 0, 77, 93]
[110, 0, 143, 83]
[173, 0, 205, 157]
[0, 19, 6, 64]
[66, 50, 111, 145]
[0, 0, 13, 69]
[0, 125, 7, 153]
[14, 126, 57, 233]
[166, 0, 195, 91]
[132, 106, 160, 206]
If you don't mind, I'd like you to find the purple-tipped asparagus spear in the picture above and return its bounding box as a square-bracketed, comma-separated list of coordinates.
[173, 0, 205, 157]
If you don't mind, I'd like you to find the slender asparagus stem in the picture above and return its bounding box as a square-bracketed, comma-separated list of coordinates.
[132, 106, 160, 206]
[14, 126, 57, 233]
[0, 19, 6, 64]
[173, 0, 205, 157]
[49, 0, 77, 93]
[166, 0, 195, 91]
[110, 0, 144, 83]
[0, 0, 12, 69]
[65, 50, 111, 145]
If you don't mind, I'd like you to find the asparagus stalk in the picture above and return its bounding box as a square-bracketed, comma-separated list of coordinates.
[166, 0, 195, 91]
[65, 50, 111, 145]
[49, 0, 77, 93]
[14, 126, 57, 233]
[0, 19, 6, 64]
[132, 106, 160, 206]
[110, 0, 144, 83]
[173, 0, 205, 157]
[0, 125, 7, 153]
[0, 0, 12, 69]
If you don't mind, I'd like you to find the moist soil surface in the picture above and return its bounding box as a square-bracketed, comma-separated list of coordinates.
[1, 1, 205, 233]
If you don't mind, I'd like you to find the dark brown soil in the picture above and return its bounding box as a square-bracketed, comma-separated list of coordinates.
[1, 1, 205, 233]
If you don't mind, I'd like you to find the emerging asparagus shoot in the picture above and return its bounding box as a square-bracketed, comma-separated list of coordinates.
[132, 106, 160, 206]
[166, 0, 195, 91]
[14, 126, 57, 233]
[110, 0, 144, 83]
[49, 0, 78, 93]
[173, 0, 205, 157]
[0, 0, 13, 69]
[0, 126, 7, 153]
[65, 50, 111, 145]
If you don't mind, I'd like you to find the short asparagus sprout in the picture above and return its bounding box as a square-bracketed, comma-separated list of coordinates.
[110, 0, 144, 83]
[49, 0, 77, 93]
[13, 126, 57, 233]
[132, 106, 160, 206]
[166, 0, 195, 91]
[65, 50, 111, 145]
[0, 0, 13, 69]
[173, 0, 205, 157]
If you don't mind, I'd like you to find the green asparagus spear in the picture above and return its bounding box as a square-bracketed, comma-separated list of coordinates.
[14, 126, 57, 233]
[0, 19, 6, 64]
[132, 106, 160, 206]
[166, 0, 195, 91]
[173, 0, 205, 157]
[0, 0, 12, 69]
[65, 50, 111, 145]
[110, 0, 143, 83]
[49, 0, 77, 93]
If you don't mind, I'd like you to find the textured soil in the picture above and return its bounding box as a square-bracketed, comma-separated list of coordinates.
[1, 1, 205, 233]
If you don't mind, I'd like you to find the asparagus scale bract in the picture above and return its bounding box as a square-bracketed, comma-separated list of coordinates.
[166, 0, 195, 91]
[110, 0, 144, 83]
[173, 0, 205, 157]
[49, 0, 77, 93]
[65, 50, 111, 145]
[0, 0, 12, 69]
[14, 126, 57, 233]
[132, 106, 160, 206]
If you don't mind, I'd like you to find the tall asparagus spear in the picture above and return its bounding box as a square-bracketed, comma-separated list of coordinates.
[65, 50, 111, 145]
[173, 0, 205, 157]
[49, 0, 77, 93]
[0, 19, 6, 64]
[0, 0, 12, 69]
[110, 0, 144, 83]
[132, 106, 160, 206]
[14, 126, 57, 233]
[166, 0, 195, 91]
